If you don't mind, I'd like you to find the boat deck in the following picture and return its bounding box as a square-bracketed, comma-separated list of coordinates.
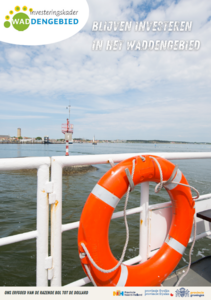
[163, 256, 211, 286]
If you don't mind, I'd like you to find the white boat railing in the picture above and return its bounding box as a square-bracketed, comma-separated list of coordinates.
[0, 157, 50, 287]
[0, 152, 211, 287]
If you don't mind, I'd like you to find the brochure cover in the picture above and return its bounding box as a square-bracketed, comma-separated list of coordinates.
[0, 0, 211, 298]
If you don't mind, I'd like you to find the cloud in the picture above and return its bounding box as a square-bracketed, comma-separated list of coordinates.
[0, 0, 210, 96]
[0, 115, 49, 119]
[0, 0, 211, 141]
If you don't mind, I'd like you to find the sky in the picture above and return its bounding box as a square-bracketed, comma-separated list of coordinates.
[0, 0, 211, 142]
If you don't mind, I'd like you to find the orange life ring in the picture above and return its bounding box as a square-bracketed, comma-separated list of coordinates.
[78, 155, 195, 286]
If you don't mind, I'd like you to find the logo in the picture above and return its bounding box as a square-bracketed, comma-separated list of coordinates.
[175, 288, 190, 297]
[145, 289, 170, 296]
[190, 292, 204, 297]
[1, 1, 89, 45]
[113, 291, 143, 297]
[113, 291, 124, 296]
[4, 6, 32, 31]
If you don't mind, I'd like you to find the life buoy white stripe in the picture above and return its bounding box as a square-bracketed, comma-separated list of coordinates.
[91, 184, 120, 208]
[165, 236, 186, 255]
[165, 169, 182, 190]
[116, 265, 128, 286]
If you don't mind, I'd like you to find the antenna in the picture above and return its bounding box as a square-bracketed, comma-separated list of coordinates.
[66, 104, 71, 122]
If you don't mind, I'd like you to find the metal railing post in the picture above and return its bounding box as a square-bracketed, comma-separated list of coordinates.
[36, 164, 50, 286]
[50, 158, 63, 286]
[139, 182, 149, 262]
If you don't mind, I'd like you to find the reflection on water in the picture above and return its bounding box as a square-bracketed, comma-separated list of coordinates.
[0, 143, 211, 286]
[17, 144, 21, 158]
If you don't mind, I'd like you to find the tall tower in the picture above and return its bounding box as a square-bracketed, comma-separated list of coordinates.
[17, 128, 21, 138]
[61, 105, 74, 156]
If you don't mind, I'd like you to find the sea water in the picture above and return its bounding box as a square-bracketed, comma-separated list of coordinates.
[0, 143, 211, 286]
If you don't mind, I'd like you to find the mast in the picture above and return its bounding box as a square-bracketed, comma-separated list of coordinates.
[62, 104, 74, 155]
[66, 104, 71, 125]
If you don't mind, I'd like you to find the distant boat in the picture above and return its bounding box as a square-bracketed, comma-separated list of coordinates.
[69, 140, 73, 144]
[92, 136, 97, 145]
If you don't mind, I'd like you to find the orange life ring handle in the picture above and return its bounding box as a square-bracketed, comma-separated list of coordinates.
[78, 155, 195, 286]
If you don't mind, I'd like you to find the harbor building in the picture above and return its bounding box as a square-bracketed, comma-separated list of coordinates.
[0, 135, 10, 141]
[44, 136, 50, 144]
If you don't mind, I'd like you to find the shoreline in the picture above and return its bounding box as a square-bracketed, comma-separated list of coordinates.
[0, 141, 210, 145]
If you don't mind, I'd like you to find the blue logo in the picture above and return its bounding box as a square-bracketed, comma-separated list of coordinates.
[176, 288, 190, 297]
[145, 289, 170, 296]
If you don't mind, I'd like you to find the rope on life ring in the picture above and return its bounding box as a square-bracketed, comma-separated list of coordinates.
[78, 155, 198, 286]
